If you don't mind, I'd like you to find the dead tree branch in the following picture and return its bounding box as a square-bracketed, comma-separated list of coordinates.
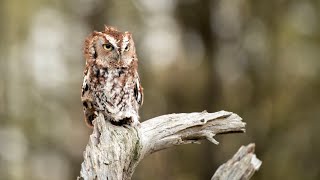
[78, 110, 252, 180]
[212, 143, 262, 180]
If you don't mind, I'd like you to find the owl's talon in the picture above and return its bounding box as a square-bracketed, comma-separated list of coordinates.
[123, 124, 131, 129]
[135, 122, 141, 128]
[131, 120, 141, 128]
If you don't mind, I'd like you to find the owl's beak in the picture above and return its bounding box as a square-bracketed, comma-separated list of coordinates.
[117, 51, 121, 62]
[117, 54, 122, 62]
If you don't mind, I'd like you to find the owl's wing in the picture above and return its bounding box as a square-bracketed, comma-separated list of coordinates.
[81, 67, 96, 128]
[134, 76, 144, 106]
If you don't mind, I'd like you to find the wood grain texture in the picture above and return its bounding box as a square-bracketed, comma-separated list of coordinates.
[78, 110, 254, 180]
[211, 143, 262, 180]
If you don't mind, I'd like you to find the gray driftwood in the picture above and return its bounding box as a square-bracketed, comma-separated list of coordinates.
[212, 143, 262, 180]
[78, 110, 260, 180]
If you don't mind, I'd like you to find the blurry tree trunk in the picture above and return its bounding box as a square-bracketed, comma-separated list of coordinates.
[78, 111, 261, 180]
[175, 1, 221, 178]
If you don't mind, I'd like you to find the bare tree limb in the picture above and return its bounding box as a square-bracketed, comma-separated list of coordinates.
[78, 110, 247, 180]
[211, 143, 262, 180]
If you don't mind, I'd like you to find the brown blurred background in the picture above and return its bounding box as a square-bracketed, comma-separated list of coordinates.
[1, 0, 320, 179]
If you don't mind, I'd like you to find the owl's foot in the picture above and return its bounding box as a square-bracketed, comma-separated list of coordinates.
[110, 116, 140, 127]
[84, 111, 97, 128]
[130, 116, 141, 127]
[110, 117, 131, 126]
[123, 121, 140, 129]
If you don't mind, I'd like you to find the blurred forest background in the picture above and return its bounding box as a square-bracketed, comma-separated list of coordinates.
[1, 0, 320, 179]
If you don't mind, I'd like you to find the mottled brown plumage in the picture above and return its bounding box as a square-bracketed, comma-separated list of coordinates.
[81, 26, 143, 128]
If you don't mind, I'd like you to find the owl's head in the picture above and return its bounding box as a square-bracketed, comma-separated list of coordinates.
[84, 26, 137, 68]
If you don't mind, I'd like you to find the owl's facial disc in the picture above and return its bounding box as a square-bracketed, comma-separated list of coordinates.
[89, 30, 136, 68]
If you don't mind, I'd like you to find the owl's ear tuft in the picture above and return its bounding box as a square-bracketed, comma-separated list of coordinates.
[124, 31, 132, 38]
[104, 25, 118, 32]
[104, 25, 109, 31]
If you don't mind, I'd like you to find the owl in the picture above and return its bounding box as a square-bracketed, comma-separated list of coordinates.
[81, 26, 143, 128]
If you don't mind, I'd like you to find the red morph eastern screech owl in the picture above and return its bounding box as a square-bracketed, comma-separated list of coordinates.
[81, 26, 143, 128]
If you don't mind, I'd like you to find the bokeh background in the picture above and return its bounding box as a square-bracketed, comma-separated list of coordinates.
[1, 0, 320, 179]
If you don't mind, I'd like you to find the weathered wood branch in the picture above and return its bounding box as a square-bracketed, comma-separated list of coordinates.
[78, 110, 248, 180]
[211, 143, 262, 180]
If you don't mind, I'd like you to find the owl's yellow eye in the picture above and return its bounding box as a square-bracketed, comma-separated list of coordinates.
[124, 44, 130, 51]
[103, 43, 114, 51]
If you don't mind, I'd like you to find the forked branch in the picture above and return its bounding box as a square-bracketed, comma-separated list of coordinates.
[78, 111, 256, 180]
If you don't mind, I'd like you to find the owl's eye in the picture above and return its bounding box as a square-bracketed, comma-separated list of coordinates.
[124, 44, 130, 51]
[103, 43, 114, 51]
